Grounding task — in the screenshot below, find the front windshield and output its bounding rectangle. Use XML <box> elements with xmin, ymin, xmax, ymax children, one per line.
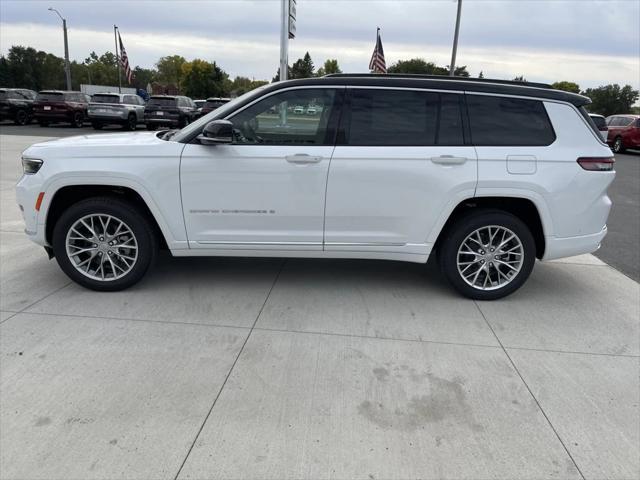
<box><xmin>172</xmin><ymin>85</ymin><xmax>269</xmax><ymax>143</ymax></box>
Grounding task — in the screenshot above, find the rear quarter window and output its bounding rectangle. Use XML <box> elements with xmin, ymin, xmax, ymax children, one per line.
<box><xmin>467</xmin><ymin>95</ymin><xmax>555</xmax><ymax>146</ymax></box>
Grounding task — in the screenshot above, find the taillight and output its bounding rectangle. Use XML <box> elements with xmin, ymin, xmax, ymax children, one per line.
<box><xmin>577</xmin><ymin>157</ymin><xmax>615</xmax><ymax>171</ymax></box>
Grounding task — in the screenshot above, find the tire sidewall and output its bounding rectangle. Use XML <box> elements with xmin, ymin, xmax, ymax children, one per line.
<box><xmin>15</xmin><ymin>109</ymin><xmax>28</xmax><ymax>125</ymax></box>
<box><xmin>73</xmin><ymin>111</ymin><xmax>84</xmax><ymax>128</ymax></box>
<box><xmin>613</xmin><ymin>137</ymin><xmax>624</xmax><ymax>153</ymax></box>
<box><xmin>52</xmin><ymin>198</ymin><xmax>157</xmax><ymax>291</ymax></box>
<box><xmin>439</xmin><ymin>211</ymin><xmax>536</xmax><ymax>300</ymax></box>
<box><xmin>126</xmin><ymin>113</ymin><xmax>136</xmax><ymax>131</ymax></box>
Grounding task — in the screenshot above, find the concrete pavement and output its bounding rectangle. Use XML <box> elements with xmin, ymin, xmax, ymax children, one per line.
<box><xmin>1</xmin><ymin>134</ymin><xmax>638</xmax><ymax>479</ymax></box>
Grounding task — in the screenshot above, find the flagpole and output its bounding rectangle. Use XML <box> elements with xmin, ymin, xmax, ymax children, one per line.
<box><xmin>449</xmin><ymin>0</ymin><xmax>462</xmax><ymax>76</ymax></box>
<box><xmin>114</xmin><ymin>25</ymin><xmax>122</xmax><ymax>93</ymax></box>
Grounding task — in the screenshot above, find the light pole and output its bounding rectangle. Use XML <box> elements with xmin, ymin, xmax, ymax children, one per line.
<box><xmin>48</xmin><ymin>7</ymin><xmax>72</xmax><ymax>90</ymax></box>
<box><xmin>449</xmin><ymin>0</ymin><xmax>462</xmax><ymax>76</ymax></box>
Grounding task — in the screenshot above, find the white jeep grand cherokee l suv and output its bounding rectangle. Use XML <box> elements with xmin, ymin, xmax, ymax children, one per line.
<box><xmin>16</xmin><ymin>75</ymin><xmax>615</xmax><ymax>300</ymax></box>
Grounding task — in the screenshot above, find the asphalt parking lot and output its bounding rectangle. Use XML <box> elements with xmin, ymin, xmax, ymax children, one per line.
<box><xmin>0</xmin><ymin>129</ymin><xmax>638</xmax><ymax>479</ymax></box>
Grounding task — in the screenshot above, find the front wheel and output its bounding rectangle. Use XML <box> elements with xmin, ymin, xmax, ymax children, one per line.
<box><xmin>438</xmin><ymin>210</ymin><xmax>536</xmax><ymax>300</ymax></box>
<box><xmin>52</xmin><ymin>197</ymin><xmax>158</xmax><ymax>291</ymax></box>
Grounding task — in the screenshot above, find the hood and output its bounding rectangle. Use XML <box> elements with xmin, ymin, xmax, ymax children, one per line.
<box><xmin>28</xmin><ymin>131</ymin><xmax>165</xmax><ymax>150</ymax></box>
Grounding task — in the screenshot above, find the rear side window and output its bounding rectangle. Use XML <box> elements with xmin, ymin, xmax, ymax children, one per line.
<box><xmin>346</xmin><ymin>89</ymin><xmax>464</xmax><ymax>146</ymax></box>
<box><xmin>467</xmin><ymin>95</ymin><xmax>555</xmax><ymax>146</ymax></box>
<box><xmin>37</xmin><ymin>92</ymin><xmax>64</xmax><ymax>102</ymax></box>
<box><xmin>590</xmin><ymin>116</ymin><xmax>606</xmax><ymax>129</ymax></box>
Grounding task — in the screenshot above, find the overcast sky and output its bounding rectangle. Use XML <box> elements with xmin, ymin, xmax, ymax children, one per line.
<box><xmin>1</xmin><ymin>0</ymin><xmax>639</xmax><ymax>90</ymax></box>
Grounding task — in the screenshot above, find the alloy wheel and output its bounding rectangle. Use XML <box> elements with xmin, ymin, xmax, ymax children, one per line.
<box><xmin>65</xmin><ymin>213</ymin><xmax>138</xmax><ymax>281</ymax></box>
<box><xmin>456</xmin><ymin>225</ymin><xmax>524</xmax><ymax>291</ymax></box>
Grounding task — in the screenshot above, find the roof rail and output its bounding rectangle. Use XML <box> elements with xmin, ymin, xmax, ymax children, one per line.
<box><xmin>324</xmin><ymin>73</ymin><xmax>552</xmax><ymax>89</ymax></box>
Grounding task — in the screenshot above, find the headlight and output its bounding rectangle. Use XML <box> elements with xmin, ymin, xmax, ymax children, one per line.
<box><xmin>22</xmin><ymin>157</ymin><xmax>43</xmax><ymax>175</ymax></box>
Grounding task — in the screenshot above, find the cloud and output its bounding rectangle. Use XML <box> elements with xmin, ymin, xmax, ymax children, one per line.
<box><xmin>1</xmin><ymin>0</ymin><xmax>638</xmax><ymax>89</ymax></box>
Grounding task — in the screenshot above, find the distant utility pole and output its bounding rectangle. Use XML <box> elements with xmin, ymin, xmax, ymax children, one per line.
<box><xmin>48</xmin><ymin>7</ymin><xmax>71</xmax><ymax>90</ymax></box>
<box><xmin>449</xmin><ymin>0</ymin><xmax>462</xmax><ymax>76</ymax></box>
<box><xmin>279</xmin><ymin>0</ymin><xmax>296</xmax><ymax>82</ymax></box>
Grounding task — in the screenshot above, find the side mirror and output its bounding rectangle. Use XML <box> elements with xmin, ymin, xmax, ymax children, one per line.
<box><xmin>197</xmin><ymin>119</ymin><xmax>233</xmax><ymax>145</ymax></box>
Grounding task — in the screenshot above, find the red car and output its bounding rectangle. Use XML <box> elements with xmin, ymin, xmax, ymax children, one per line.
<box><xmin>33</xmin><ymin>90</ymin><xmax>90</xmax><ymax>128</ymax></box>
<box><xmin>606</xmin><ymin>114</ymin><xmax>640</xmax><ymax>153</ymax></box>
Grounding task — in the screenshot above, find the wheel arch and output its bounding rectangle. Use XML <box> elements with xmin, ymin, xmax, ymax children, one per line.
<box><xmin>44</xmin><ymin>184</ymin><xmax>170</xmax><ymax>250</ymax></box>
<box><xmin>433</xmin><ymin>196</ymin><xmax>546</xmax><ymax>259</ymax></box>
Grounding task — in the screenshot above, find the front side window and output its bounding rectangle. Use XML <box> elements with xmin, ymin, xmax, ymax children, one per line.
<box><xmin>229</xmin><ymin>88</ymin><xmax>337</xmax><ymax>145</ymax></box>
<box><xmin>467</xmin><ymin>95</ymin><xmax>555</xmax><ymax>146</ymax></box>
<box><xmin>345</xmin><ymin>89</ymin><xmax>465</xmax><ymax>146</ymax></box>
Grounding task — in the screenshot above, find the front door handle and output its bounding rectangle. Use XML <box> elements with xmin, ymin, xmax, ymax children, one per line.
<box><xmin>430</xmin><ymin>155</ymin><xmax>468</xmax><ymax>165</ymax></box>
<box><xmin>285</xmin><ymin>154</ymin><xmax>323</xmax><ymax>164</ymax></box>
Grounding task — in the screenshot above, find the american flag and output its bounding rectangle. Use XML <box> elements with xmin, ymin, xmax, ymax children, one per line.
<box><xmin>118</xmin><ymin>31</ymin><xmax>134</xmax><ymax>84</ymax></box>
<box><xmin>369</xmin><ymin>28</ymin><xmax>386</xmax><ymax>74</ymax></box>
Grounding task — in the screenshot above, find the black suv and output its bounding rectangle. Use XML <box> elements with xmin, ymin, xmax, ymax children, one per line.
<box><xmin>0</xmin><ymin>88</ymin><xmax>37</xmax><ymax>125</ymax></box>
<box><xmin>144</xmin><ymin>95</ymin><xmax>197</xmax><ymax>130</ymax></box>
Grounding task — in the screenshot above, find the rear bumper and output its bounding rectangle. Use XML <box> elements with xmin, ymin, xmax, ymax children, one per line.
<box><xmin>88</xmin><ymin>112</ymin><xmax>128</xmax><ymax>122</ymax></box>
<box><xmin>542</xmin><ymin>226</ymin><xmax>608</xmax><ymax>261</ymax></box>
<box><xmin>34</xmin><ymin>112</ymin><xmax>72</xmax><ymax>122</ymax></box>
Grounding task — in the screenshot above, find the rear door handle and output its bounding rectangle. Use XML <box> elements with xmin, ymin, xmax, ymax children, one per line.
<box><xmin>285</xmin><ymin>154</ymin><xmax>323</xmax><ymax>164</ymax></box>
<box><xmin>430</xmin><ymin>155</ymin><xmax>468</xmax><ymax>165</ymax></box>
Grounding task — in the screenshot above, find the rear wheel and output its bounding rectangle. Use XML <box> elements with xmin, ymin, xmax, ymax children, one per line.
<box><xmin>72</xmin><ymin>111</ymin><xmax>84</xmax><ymax>128</ymax></box>
<box><xmin>438</xmin><ymin>210</ymin><xmax>536</xmax><ymax>300</ymax></box>
<box><xmin>52</xmin><ymin>197</ymin><xmax>158</xmax><ymax>291</ymax></box>
<box><xmin>179</xmin><ymin>116</ymin><xmax>190</xmax><ymax>128</ymax></box>
<box><xmin>612</xmin><ymin>136</ymin><xmax>625</xmax><ymax>153</ymax></box>
<box><xmin>125</xmin><ymin>113</ymin><xmax>137</xmax><ymax>131</ymax></box>
<box><xmin>14</xmin><ymin>109</ymin><xmax>29</xmax><ymax>125</ymax></box>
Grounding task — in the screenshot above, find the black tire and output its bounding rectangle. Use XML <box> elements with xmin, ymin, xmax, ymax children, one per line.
<box><xmin>52</xmin><ymin>197</ymin><xmax>158</xmax><ymax>291</ymax></box>
<box><xmin>612</xmin><ymin>136</ymin><xmax>625</xmax><ymax>153</ymax></box>
<box><xmin>438</xmin><ymin>209</ymin><xmax>536</xmax><ymax>300</ymax></box>
<box><xmin>92</xmin><ymin>122</ymin><xmax>104</xmax><ymax>130</ymax></box>
<box><xmin>146</xmin><ymin>123</ymin><xmax>157</xmax><ymax>131</ymax></box>
<box><xmin>72</xmin><ymin>111</ymin><xmax>84</xmax><ymax>128</ymax></box>
<box><xmin>125</xmin><ymin>113</ymin><xmax>137</xmax><ymax>131</ymax></box>
<box><xmin>179</xmin><ymin>116</ymin><xmax>190</xmax><ymax>128</ymax></box>
<box><xmin>14</xmin><ymin>109</ymin><xmax>28</xmax><ymax>126</ymax></box>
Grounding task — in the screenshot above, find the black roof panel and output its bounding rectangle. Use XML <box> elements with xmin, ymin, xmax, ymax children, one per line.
<box><xmin>266</xmin><ymin>74</ymin><xmax>591</xmax><ymax>107</ymax></box>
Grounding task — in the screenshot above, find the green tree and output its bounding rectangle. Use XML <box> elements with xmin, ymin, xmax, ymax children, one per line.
<box><xmin>478</xmin><ymin>70</ymin><xmax>484</xmax><ymax>79</ymax></box>
<box><xmin>290</xmin><ymin>52</ymin><xmax>315</xmax><ymax>79</ymax></box>
<box><xmin>316</xmin><ymin>58</ymin><xmax>341</xmax><ymax>76</ymax></box>
<box><xmin>132</xmin><ymin>66</ymin><xmax>156</xmax><ymax>90</ymax></box>
<box><xmin>582</xmin><ymin>84</ymin><xmax>640</xmax><ymax>116</ymax></box>
<box><xmin>83</xmin><ymin>51</ymin><xmax>118</xmax><ymax>87</ymax></box>
<box><xmin>229</xmin><ymin>76</ymin><xmax>268</xmax><ymax>96</ymax></box>
<box><xmin>551</xmin><ymin>81</ymin><xmax>580</xmax><ymax>94</ymax></box>
<box><xmin>180</xmin><ymin>59</ymin><xmax>229</xmax><ymax>98</ymax></box>
<box><xmin>156</xmin><ymin>55</ymin><xmax>187</xmax><ymax>85</ymax></box>
<box><xmin>513</xmin><ymin>75</ymin><xmax>527</xmax><ymax>82</ymax></box>
<box><xmin>387</xmin><ymin>58</ymin><xmax>469</xmax><ymax>77</ymax></box>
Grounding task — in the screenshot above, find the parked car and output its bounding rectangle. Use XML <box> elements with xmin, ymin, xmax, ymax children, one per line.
<box><xmin>16</xmin><ymin>75</ymin><xmax>614</xmax><ymax>300</ymax></box>
<box><xmin>293</xmin><ymin>105</ymin><xmax>304</xmax><ymax>114</ymax></box>
<box><xmin>588</xmin><ymin>113</ymin><xmax>608</xmax><ymax>142</ymax></box>
<box><xmin>144</xmin><ymin>95</ymin><xmax>197</xmax><ymax>130</ymax></box>
<box><xmin>88</xmin><ymin>93</ymin><xmax>145</xmax><ymax>130</ymax></box>
<box><xmin>606</xmin><ymin>114</ymin><xmax>640</xmax><ymax>153</ymax></box>
<box><xmin>0</xmin><ymin>88</ymin><xmax>37</xmax><ymax>125</ymax></box>
<box><xmin>33</xmin><ymin>90</ymin><xmax>90</xmax><ymax>128</ymax></box>
<box><xmin>193</xmin><ymin>99</ymin><xmax>206</xmax><ymax>118</ymax></box>
<box><xmin>306</xmin><ymin>106</ymin><xmax>317</xmax><ymax>115</ymax></box>
<box><xmin>200</xmin><ymin>97</ymin><xmax>230</xmax><ymax>116</ymax></box>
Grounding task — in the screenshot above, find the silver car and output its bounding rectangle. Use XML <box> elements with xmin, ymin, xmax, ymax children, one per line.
<box><xmin>88</xmin><ymin>93</ymin><xmax>145</xmax><ymax>131</ymax></box>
